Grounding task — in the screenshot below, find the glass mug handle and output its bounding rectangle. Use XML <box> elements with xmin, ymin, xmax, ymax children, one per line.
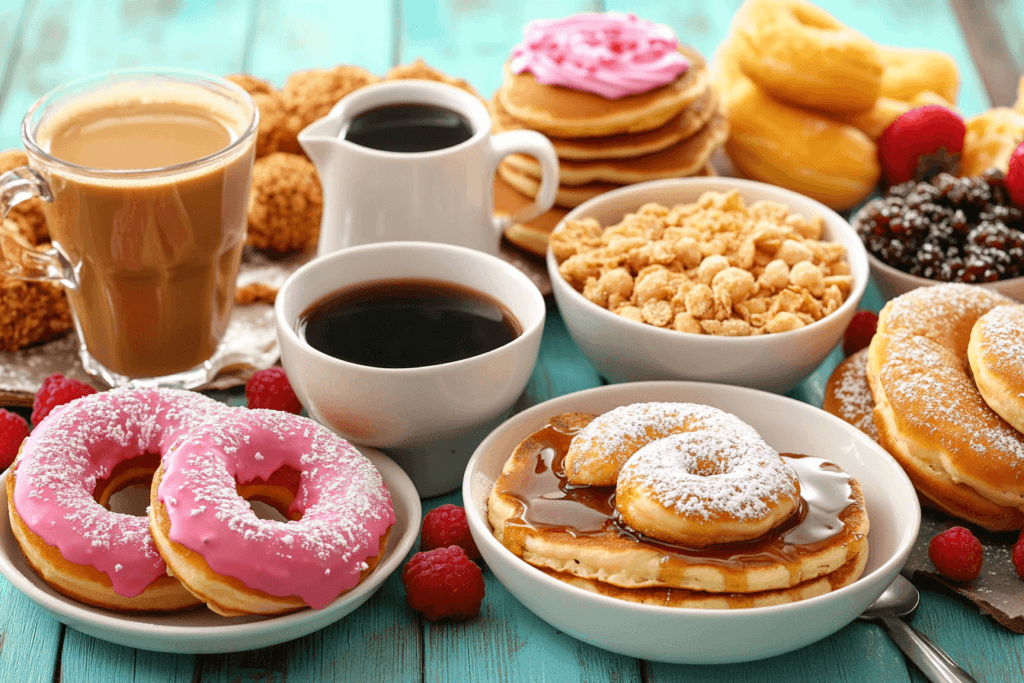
<box><xmin>488</xmin><ymin>130</ymin><xmax>559</xmax><ymax>230</ymax></box>
<box><xmin>0</xmin><ymin>166</ymin><xmax>75</xmax><ymax>288</ymax></box>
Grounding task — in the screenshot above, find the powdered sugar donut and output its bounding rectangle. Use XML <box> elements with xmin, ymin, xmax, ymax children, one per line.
<box><xmin>150</xmin><ymin>408</ymin><xmax>394</xmax><ymax>617</ymax></box>
<box><xmin>8</xmin><ymin>388</ymin><xmax>224</xmax><ymax>611</ymax></box>
<box><xmin>969</xmin><ymin>304</ymin><xmax>1024</xmax><ymax>435</ymax></box>
<box><xmin>615</xmin><ymin>430</ymin><xmax>800</xmax><ymax>546</ymax></box>
<box><xmin>562</xmin><ymin>402</ymin><xmax>762</xmax><ymax>486</ymax></box>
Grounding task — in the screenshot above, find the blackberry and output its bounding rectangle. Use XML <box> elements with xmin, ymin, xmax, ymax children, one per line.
<box><xmin>852</xmin><ymin>172</ymin><xmax>1024</xmax><ymax>283</ymax></box>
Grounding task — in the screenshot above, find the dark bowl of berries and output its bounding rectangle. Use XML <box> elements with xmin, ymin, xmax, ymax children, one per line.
<box><xmin>853</xmin><ymin>170</ymin><xmax>1024</xmax><ymax>302</ymax></box>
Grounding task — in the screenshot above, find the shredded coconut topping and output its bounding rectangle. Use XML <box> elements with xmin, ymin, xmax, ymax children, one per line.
<box><xmin>12</xmin><ymin>388</ymin><xmax>228</xmax><ymax>597</ymax></box>
<box><xmin>158</xmin><ymin>408</ymin><xmax>394</xmax><ymax>609</ymax></box>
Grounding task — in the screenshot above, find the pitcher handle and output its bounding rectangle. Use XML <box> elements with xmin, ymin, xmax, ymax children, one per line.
<box><xmin>487</xmin><ymin>130</ymin><xmax>558</xmax><ymax>232</ymax></box>
<box><xmin>0</xmin><ymin>166</ymin><xmax>75</xmax><ymax>287</ymax></box>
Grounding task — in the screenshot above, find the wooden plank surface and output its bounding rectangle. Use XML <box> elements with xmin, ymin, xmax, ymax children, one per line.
<box><xmin>1</xmin><ymin>0</ymin><xmax>1023</xmax><ymax>681</ymax></box>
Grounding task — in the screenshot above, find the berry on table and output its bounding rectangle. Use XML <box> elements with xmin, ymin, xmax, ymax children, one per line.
<box><xmin>843</xmin><ymin>310</ymin><xmax>879</xmax><ymax>357</ymax></box>
<box><xmin>1012</xmin><ymin>536</ymin><xmax>1024</xmax><ymax>579</ymax></box>
<box><xmin>878</xmin><ymin>105</ymin><xmax>966</xmax><ymax>186</ymax></box>
<box><xmin>1005</xmin><ymin>141</ymin><xmax>1024</xmax><ymax>207</ymax></box>
<box><xmin>0</xmin><ymin>409</ymin><xmax>29</xmax><ymax>470</ymax></box>
<box><xmin>31</xmin><ymin>373</ymin><xmax>97</xmax><ymax>427</ymax></box>
<box><xmin>420</xmin><ymin>504</ymin><xmax>481</xmax><ymax>558</ymax></box>
<box><xmin>245</xmin><ymin>367</ymin><xmax>303</xmax><ymax>414</ymax></box>
<box><xmin>928</xmin><ymin>526</ymin><xmax>983</xmax><ymax>582</ymax></box>
<box><xmin>402</xmin><ymin>546</ymin><xmax>485</xmax><ymax>621</ymax></box>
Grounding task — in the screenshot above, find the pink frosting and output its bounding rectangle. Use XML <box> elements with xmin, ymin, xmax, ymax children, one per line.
<box><xmin>157</xmin><ymin>408</ymin><xmax>394</xmax><ymax>610</ymax></box>
<box><xmin>509</xmin><ymin>12</ymin><xmax>690</xmax><ymax>99</ymax></box>
<box><xmin>13</xmin><ymin>388</ymin><xmax>226</xmax><ymax>597</ymax></box>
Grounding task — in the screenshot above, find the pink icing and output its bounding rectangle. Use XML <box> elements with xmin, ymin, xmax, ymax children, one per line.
<box><xmin>157</xmin><ymin>408</ymin><xmax>394</xmax><ymax>610</ymax></box>
<box><xmin>13</xmin><ymin>388</ymin><xmax>226</xmax><ymax>597</ymax></box>
<box><xmin>509</xmin><ymin>12</ymin><xmax>690</xmax><ymax>99</ymax></box>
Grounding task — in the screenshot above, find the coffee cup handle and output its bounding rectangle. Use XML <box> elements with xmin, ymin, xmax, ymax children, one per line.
<box><xmin>0</xmin><ymin>166</ymin><xmax>75</xmax><ymax>287</ymax></box>
<box><xmin>487</xmin><ymin>130</ymin><xmax>559</xmax><ymax>231</ymax></box>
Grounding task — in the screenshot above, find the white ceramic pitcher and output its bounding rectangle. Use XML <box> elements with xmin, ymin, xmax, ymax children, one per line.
<box><xmin>299</xmin><ymin>80</ymin><xmax>558</xmax><ymax>257</ymax></box>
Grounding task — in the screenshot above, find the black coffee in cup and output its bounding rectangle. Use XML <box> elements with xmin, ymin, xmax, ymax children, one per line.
<box><xmin>343</xmin><ymin>103</ymin><xmax>474</xmax><ymax>153</ymax></box>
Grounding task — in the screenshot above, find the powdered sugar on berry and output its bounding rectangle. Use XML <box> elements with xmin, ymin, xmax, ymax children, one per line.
<box><xmin>157</xmin><ymin>408</ymin><xmax>394</xmax><ymax>609</ymax></box>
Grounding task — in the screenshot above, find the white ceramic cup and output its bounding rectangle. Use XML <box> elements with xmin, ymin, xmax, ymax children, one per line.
<box><xmin>299</xmin><ymin>80</ymin><xmax>558</xmax><ymax>257</ymax></box>
<box><xmin>275</xmin><ymin>241</ymin><xmax>546</xmax><ymax>497</ymax></box>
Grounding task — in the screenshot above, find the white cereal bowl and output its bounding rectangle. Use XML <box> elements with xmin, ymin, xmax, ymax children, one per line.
<box><xmin>276</xmin><ymin>241</ymin><xmax>545</xmax><ymax>498</ymax></box>
<box><xmin>546</xmin><ymin>178</ymin><xmax>869</xmax><ymax>393</ymax></box>
<box><xmin>463</xmin><ymin>381</ymin><xmax>920</xmax><ymax>664</ymax></box>
<box><xmin>867</xmin><ymin>250</ymin><xmax>1024</xmax><ymax>302</ymax></box>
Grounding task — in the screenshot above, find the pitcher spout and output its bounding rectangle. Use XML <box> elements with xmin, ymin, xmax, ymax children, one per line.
<box><xmin>298</xmin><ymin>115</ymin><xmax>344</xmax><ymax>170</ymax></box>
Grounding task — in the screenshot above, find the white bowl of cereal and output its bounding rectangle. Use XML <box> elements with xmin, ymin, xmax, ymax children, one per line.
<box><xmin>546</xmin><ymin>177</ymin><xmax>869</xmax><ymax>393</ymax></box>
<box><xmin>463</xmin><ymin>381</ymin><xmax>920</xmax><ymax>664</ymax></box>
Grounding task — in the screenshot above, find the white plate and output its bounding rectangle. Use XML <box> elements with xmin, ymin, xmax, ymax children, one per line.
<box><xmin>464</xmin><ymin>381</ymin><xmax>921</xmax><ymax>664</ymax></box>
<box><xmin>0</xmin><ymin>448</ymin><xmax>420</xmax><ymax>654</ymax></box>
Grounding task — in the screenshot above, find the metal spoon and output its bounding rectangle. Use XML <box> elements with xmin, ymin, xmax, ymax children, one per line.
<box><xmin>858</xmin><ymin>573</ymin><xmax>978</xmax><ymax>683</ymax></box>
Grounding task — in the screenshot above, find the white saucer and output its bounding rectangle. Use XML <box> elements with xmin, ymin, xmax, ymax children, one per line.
<box><xmin>0</xmin><ymin>448</ymin><xmax>420</xmax><ymax>654</ymax></box>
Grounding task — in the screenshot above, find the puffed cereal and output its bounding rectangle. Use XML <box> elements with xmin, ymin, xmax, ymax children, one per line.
<box><xmin>551</xmin><ymin>190</ymin><xmax>854</xmax><ymax>336</ymax></box>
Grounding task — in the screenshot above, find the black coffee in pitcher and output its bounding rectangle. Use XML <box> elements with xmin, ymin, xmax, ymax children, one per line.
<box><xmin>343</xmin><ymin>103</ymin><xmax>474</xmax><ymax>153</ymax></box>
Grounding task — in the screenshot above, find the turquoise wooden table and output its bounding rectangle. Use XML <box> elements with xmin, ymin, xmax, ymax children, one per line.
<box><xmin>1</xmin><ymin>0</ymin><xmax>1024</xmax><ymax>681</ymax></box>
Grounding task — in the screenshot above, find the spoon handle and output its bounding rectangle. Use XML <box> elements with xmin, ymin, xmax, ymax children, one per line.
<box><xmin>879</xmin><ymin>615</ymin><xmax>978</xmax><ymax>683</ymax></box>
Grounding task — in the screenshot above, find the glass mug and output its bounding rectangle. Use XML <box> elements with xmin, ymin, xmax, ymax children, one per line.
<box><xmin>0</xmin><ymin>68</ymin><xmax>258</xmax><ymax>389</ymax></box>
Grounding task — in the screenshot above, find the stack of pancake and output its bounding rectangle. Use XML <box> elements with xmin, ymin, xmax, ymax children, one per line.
<box><xmin>488</xmin><ymin>409</ymin><xmax>870</xmax><ymax>609</ymax></box>
<box><xmin>494</xmin><ymin>44</ymin><xmax>727</xmax><ymax>258</ymax></box>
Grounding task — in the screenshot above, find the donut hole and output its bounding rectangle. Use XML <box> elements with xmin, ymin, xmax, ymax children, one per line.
<box><xmin>690</xmin><ymin>456</ymin><xmax>731</xmax><ymax>477</ymax></box>
<box><xmin>235</xmin><ymin>464</ymin><xmax>303</xmax><ymax>522</ymax></box>
<box><xmin>94</xmin><ymin>452</ymin><xmax>161</xmax><ymax>517</ymax></box>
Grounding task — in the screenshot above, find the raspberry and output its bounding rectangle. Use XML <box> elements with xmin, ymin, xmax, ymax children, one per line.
<box><xmin>31</xmin><ymin>373</ymin><xmax>97</xmax><ymax>427</ymax></box>
<box><xmin>420</xmin><ymin>504</ymin><xmax>481</xmax><ymax>558</ymax></box>
<box><xmin>402</xmin><ymin>546</ymin><xmax>485</xmax><ymax>621</ymax></box>
<box><xmin>245</xmin><ymin>367</ymin><xmax>302</xmax><ymax>414</ymax></box>
<box><xmin>0</xmin><ymin>409</ymin><xmax>29</xmax><ymax>470</ymax></box>
<box><xmin>1013</xmin><ymin>538</ymin><xmax>1024</xmax><ymax>579</ymax></box>
<box><xmin>843</xmin><ymin>310</ymin><xmax>879</xmax><ymax>356</ymax></box>
<box><xmin>928</xmin><ymin>526</ymin><xmax>983</xmax><ymax>582</ymax></box>
<box><xmin>1005</xmin><ymin>141</ymin><xmax>1024</xmax><ymax>207</ymax></box>
<box><xmin>878</xmin><ymin>106</ymin><xmax>966</xmax><ymax>186</ymax></box>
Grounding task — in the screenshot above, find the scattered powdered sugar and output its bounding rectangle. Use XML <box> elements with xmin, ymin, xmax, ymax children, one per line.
<box><xmin>878</xmin><ymin>284</ymin><xmax>1024</xmax><ymax>471</ymax></box>
<box><xmin>618</xmin><ymin>430</ymin><xmax>797</xmax><ymax>521</ymax></box>
<box><xmin>974</xmin><ymin>304</ymin><xmax>1024</xmax><ymax>384</ymax></box>
<box><xmin>832</xmin><ymin>351</ymin><xmax>878</xmax><ymax>439</ymax></box>
<box><xmin>566</xmin><ymin>402</ymin><xmax>761</xmax><ymax>481</ymax></box>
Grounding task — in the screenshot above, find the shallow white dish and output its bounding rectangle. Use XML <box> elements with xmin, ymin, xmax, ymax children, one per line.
<box><xmin>0</xmin><ymin>448</ymin><xmax>420</xmax><ymax>654</ymax></box>
<box><xmin>867</xmin><ymin>250</ymin><xmax>1024</xmax><ymax>302</ymax></box>
<box><xmin>463</xmin><ymin>381</ymin><xmax>920</xmax><ymax>665</ymax></box>
<box><xmin>546</xmin><ymin>177</ymin><xmax>869</xmax><ymax>393</ymax></box>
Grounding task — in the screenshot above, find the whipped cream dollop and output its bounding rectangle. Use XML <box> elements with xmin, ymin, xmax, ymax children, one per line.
<box><xmin>509</xmin><ymin>12</ymin><xmax>690</xmax><ymax>100</ymax></box>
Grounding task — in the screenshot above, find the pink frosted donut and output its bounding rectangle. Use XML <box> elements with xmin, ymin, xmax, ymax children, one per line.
<box><xmin>8</xmin><ymin>388</ymin><xmax>224</xmax><ymax>611</ymax></box>
<box><xmin>150</xmin><ymin>408</ymin><xmax>395</xmax><ymax>616</ymax></box>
